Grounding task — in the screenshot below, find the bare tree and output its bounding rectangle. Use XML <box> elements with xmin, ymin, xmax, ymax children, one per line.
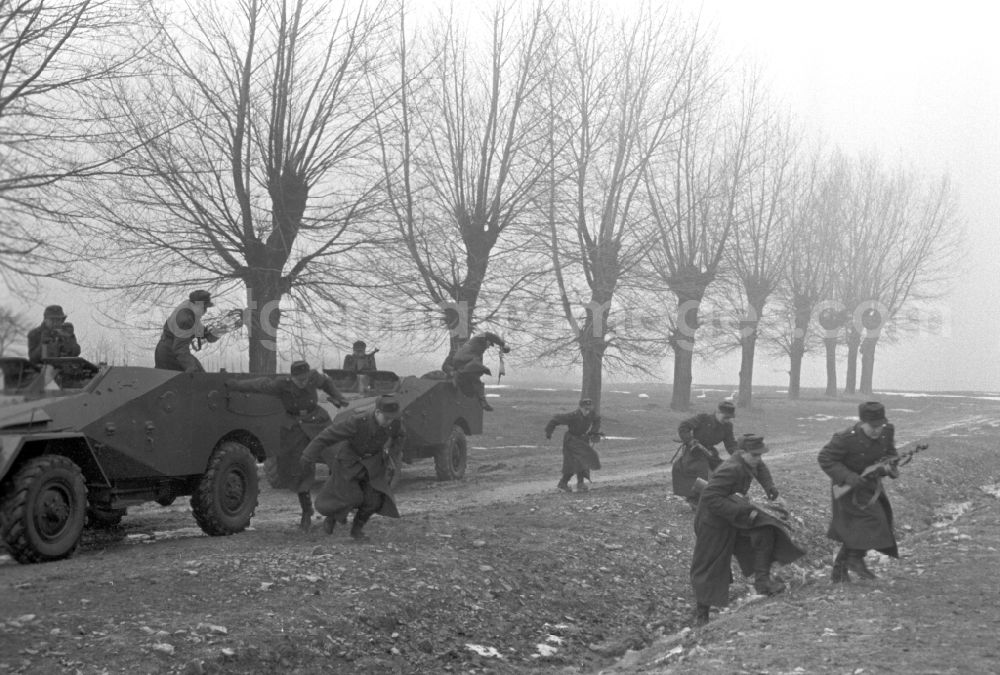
<box><xmin>725</xmin><ymin>104</ymin><xmax>797</xmax><ymax>408</ymax></box>
<box><xmin>0</xmin><ymin>0</ymin><xmax>141</xmax><ymax>290</ymax></box>
<box><xmin>536</xmin><ymin>2</ymin><xmax>700</xmax><ymax>407</ymax></box>
<box><xmin>0</xmin><ymin>305</ymin><xmax>31</xmax><ymax>356</ymax></box>
<box><xmin>645</xmin><ymin>69</ymin><xmax>761</xmax><ymax>411</ymax></box>
<box><xmin>74</xmin><ymin>0</ymin><xmax>396</xmax><ymax>373</ymax></box>
<box><xmin>374</xmin><ymin>2</ymin><xmax>554</xmax><ymax>358</ymax></box>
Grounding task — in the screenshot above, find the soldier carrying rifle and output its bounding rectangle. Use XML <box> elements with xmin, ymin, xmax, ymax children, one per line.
<box><xmin>672</xmin><ymin>400</ymin><xmax>740</xmax><ymax>510</ymax></box>
<box><xmin>818</xmin><ymin>401</ymin><xmax>904</xmax><ymax>582</ymax></box>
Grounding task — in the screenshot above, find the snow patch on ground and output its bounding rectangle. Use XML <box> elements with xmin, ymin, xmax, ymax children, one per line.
<box><xmin>879</xmin><ymin>391</ymin><xmax>1000</xmax><ymax>402</ymax></box>
<box><xmin>638</xmin><ymin>393</ymin><xmax>649</xmax><ymax>399</ymax></box>
<box><xmin>465</xmin><ymin>644</ymin><xmax>502</xmax><ymax>658</ymax></box>
<box><xmin>979</xmin><ymin>483</ymin><xmax>1000</xmax><ymax>498</ymax></box>
<box><xmin>603</xmin><ymin>436</ymin><xmax>637</xmax><ymax>441</ymax></box>
<box><xmin>798</xmin><ymin>414</ymin><xmax>856</xmax><ymax>422</ymax></box>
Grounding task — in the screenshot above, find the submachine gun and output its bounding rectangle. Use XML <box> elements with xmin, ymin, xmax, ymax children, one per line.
<box><xmin>832</xmin><ymin>443</ymin><xmax>929</xmax><ymax>500</ymax></box>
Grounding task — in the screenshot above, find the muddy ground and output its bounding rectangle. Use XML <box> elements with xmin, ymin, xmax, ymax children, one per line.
<box><xmin>2</xmin><ymin>384</ymin><xmax>999</xmax><ymax>674</ymax></box>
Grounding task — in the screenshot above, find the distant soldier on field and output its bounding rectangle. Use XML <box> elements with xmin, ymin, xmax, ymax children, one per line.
<box><xmin>154</xmin><ymin>290</ymin><xmax>219</xmax><ymax>373</ymax></box>
<box><xmin>672</xmin><ymin>400</ymin><xmax>739</xmax><ymax>509</ymax></box>
<box><xmin>818</xmin><ymin>401</ymin><xmax>900</xmax><ymax>582</ymax></box>
<box><xmin>227</xmin><ymin>360</ymin><xmax>349</xmax><ymax>531</ymax></box>
<box><xmin>442</xmin><ymin>331</ymin><xmax>509</xmax><ymax>411</ymax></box>
<box><xmin>545</xmin><ymin>398</ymin><xmax>602</xmax><ymax>493</ymax></box>
<box><xmin>27</xmin><ymin>305</ymin><xmax>82</xmax><ymax>364</ymax></box>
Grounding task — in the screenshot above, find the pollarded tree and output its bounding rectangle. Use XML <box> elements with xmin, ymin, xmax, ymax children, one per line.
<box><xmin>74</xmin><ymin>0</ymin><xmax>396</xmax><ymax>373</ymax></box>
<box><xmin>0</xmin><ymin>0</ymin><xmax>141</xmax><ymax>290</ymax></box>
<box><xmin>374</xmin><ymin>1</ymin><xmax>554</xmax><ymax>358</ymax></box>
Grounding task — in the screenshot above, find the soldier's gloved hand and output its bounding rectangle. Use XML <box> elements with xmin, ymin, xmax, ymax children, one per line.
<box><xmin>886</xmin><ymin>464</ymin><xmax>900</xmax><ymax>479</ymax></box>
<box><xmin>748</xmin><ymin>509</ymin><xmax>759</xmax><ymax>524</ymax></box>
<box><xmin>844</xmin><ymin>473</ymin><xmax>863</xmax><ymax>488</ymax></box>
<box><xmin>500</xmin><ymin>345</ymin><xmax>511</xmax><ymax>354</ymax></box>
<box><xmin>766</xmin><ymin>486</ymin><xmax>779</xmax><ymax>501</ymax></box>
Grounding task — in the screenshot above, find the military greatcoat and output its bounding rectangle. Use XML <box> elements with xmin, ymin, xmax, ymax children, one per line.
<box><xmin>227</xmin><ymin>371</ymin><xmax>347</xmax><ymax>490</ymax></box>
<box><xmin>27</xmin><ymin>322</ymin><xmax>82</xmax><ymax>364</ymax></box>
<box><xmin>690</xmin><ymin>453</ymin><xmax>802</xmax><ymax>607</ymax></box>
<box><xmin>672</xmin><ymin>413</ymin><xmax>738</xmax><ymax>497</ymax></box>
<box><xmin>818</xmin><ymin>423</ymin><xmax>899</xmax><ymax>556</ymax></box>
<box><xmin>154</xmin><ymin>301</ymin><xmax>218</xmax><ymax>372</ymax></box>
<box><xmin>301</xmin><ymin>411</ymin><xmax>403</xmax><ymax>521</ymax></box>
<box><xmin>545</xmin><ymin>409</ymin><xmax>602</xmax><ymax>476</ymax></box>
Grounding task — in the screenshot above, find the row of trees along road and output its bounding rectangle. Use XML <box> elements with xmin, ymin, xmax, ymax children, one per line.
<box><xmin>0</xmin><ymin>0</ymin><xmax>962</xmax><ymax>409</ymax></box>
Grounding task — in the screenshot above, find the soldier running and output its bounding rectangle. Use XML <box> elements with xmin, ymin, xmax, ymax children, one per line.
<box><xmin>226</xmin><ymin>360</ymin><xmax>348</xmax><ymax>531</ymax></box>
<box><xmin>689</xmin><ymin>434</ymin><xmax>799</xmax><ymax>626</ymax></box>
<box><xmin>545</xmin><ymin>398</ymin><xmax>602</xmax><ymax>493</ymax></box>
<box><xmin>299</xmin><ymin>394</ymin><xmax>404</xmax><ymax>541</ymax></box>
<box><xmin>672</xmin><ymin>400</ymin><xmax>739</xmax><ymax>509</ymax></box>
<box><xmin>818</xmin><ymin>401</ymin><xmax>900</xmax><ymax>582</ymax></box>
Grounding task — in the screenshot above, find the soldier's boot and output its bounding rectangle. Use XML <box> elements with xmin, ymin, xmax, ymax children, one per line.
<box><xmin>557</xmin><ymin>478</ymin><xmax>572</xmax><ymax>493</ymax></box>
<box><xmin>297</xmin><ymin>492</ymin><xmax>314</xmax><ymax>532</ymax></box>
<box><xmin>575</xmin><ymin>478</ymin><xmax>588</xmax><ymax>492</ymax></box>
<box><xmin>477</xmin><ymin>394</ymin><xmax>494</xmax><ymax>412</ymax></box>
<box><xmin>693</xmin><ymin>604</ymin><xmax>711</xmax><ymax>627</ymax></box>
<box><xmin>350</xmin><ymin>515</ymin><xmax>370</xmax><ymax>541</ymax></box>
<box><xmin>845</xmin><ymin>549</ymin><xmax>877</xmax><ymax>580</ymax></box>
<box><xmin>831</xmin><ymin>545</ymin><xmax>851</xmax><ymax>583</ymax></box>
<box><xmin>322</xmin><ymin>516</ymin><xmax>336</xmax><ymax>535</ymax></box>
<box><xmin>753</xmin><ymin>549</ymin><xmax>786</xmax><ymax>596</ymax></box>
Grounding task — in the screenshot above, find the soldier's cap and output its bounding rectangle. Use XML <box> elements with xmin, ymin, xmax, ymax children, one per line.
<box><xmin>579</xmin><ymin>398</ymin><xmax>593</xmax><ymax>406</ymax></box>
<box><xmin>375</xmin><ymin>394</ymin><xmax>401</xmax><ymax>418</ymax></box>
<box><xmin>717</xmin><ymin>400</ymin><xmax>736</xmax><ymax>417</ymax></box>
<box><xmin>189</xmin><ymin>289</ymin><xmax>214</xmax><ymax>307</ymax></box>
<box><xmin>353</xmin><ymin>340</ymin><xmax>366</xmax><ymax>350</ymax></box>
<box><xmin>739</xmin><ymin>433</ymin><xmax>769</xmax><ymax>454</ymax></box>
<box><xmin>858</xmin><ymin>401</ymin><xmax>888</xmax><ymax>425</ymax></box>
<box><xmin>43</xmin><ymin>305</ymin><xmax>66</xmax><ymax>319</ymax></box>
<box><xmin>290</xmin><ymin>360</ymin><xmax>310</xmax><ymax>376</ymax></box>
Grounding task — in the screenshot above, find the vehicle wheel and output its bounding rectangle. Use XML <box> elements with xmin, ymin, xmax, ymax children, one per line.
<box><xmin>155</xmin><ymin>495</ymin><xmax>176</xmax><ymax>507</ymax></box>
<box><xmin>191</xmin><ymin>441</ymin><xmax>258</xmax><ymax>536</ymax></box>
<box><xmin>86</xmin><ymin>506</ymin><xmax>126</xmax><ymax>529</ymax></box>
<box><xmin>435</xmin><ymin>425</ymin><xmax>468</xmax><ymax>481</ymax></box>
<box><xmin>0</xmin><ymin>455</ymin><xmax>87</xmax><ymax>564</ymax></box>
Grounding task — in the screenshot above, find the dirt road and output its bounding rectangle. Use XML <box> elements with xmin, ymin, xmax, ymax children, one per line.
<box><xmin>2</xmin><ymin>385</ymin><xmax>999</xmax><ymax>674</ymax></box>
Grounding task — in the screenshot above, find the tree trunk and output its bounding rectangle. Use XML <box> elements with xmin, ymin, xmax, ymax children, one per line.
<box><xmin>245</xmin><ymin>273</ymin><xmax>284</xmax><ymax>375</ymax></box>
<box><xmin>859</xmin><ymin>335</ymin><xmax>878</xmax><ymax>395</ymax></box>
<box><xmin>737</xmin><ymin>317</ymin><xmax>758</xmax><ymax>409</ymax></box>
<box><xmin>844</xmin><ymin>330</ymin><xmax>860</xmax><ymax>395</ymax></box>
<box><xmin>668</xmin><ymin>291</ymin><xmax>705</xmax><ymax>411</ymax></box>
<box><xmin>787</xmin><ymin>300</ymin><xmax>812</xmax><ymax>400</ymax></box>
<box><xmin>580</xmin><ymin>338</ymin><xmax>605</xmax><ymax>411</ymax></box>
<box><xmin>823</xmin><ymin>337</ymin><xmax>838</xmax><ymax>397</ymax></box>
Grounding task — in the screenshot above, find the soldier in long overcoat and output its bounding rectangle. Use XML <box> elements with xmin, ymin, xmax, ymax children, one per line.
<box><xmin>227</xmin><ymin>360</ymin><xmax>348</xmax><ymax>530</ymax></box>
<box><xmin>545</xmin><ymin>398</ymin><xmax>602</xmax><ymax>493</ymax></box>
<box><xmin>154</xmin><ymin>290</ymin><xmax>218</xmax><ymax>372</ymax></box>
<box><xmin>818</xmin><ymin>401</ymin><xmax>900</xmax><ymax>582</ymax></box>
<box><xmin>672</xmin><ymin>400</ymin><xmax>739</xmax><ymax>508</ymax></box>
<box><xmin>690</xmin><ymin>434</ymin><xmax>801</xmax><ymax>626</ymax></box>
<box><xmin>299</xmin><ymin>394</ymin><xmax>404</xmax><ymax>541</ymax></box>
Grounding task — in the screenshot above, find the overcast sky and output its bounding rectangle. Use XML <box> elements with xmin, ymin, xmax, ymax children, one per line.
<box><xmin>677</xmin><ymin>0</ymin><xmax>1000</xmax><ymax>392</ymax></box>
<box><xmin>6</xmin><ymin>1</ymin><xmax>998</xmax><ymax>393</ymax></box>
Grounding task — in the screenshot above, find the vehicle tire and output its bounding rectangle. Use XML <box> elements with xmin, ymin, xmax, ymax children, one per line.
<box><xmin>263</xmin><ymin>455</ymin><xmax>282</xmax><ymax>489</ymax></box>
<box><xmin>86</xmin><ymin>506</ymin><xmax>126</xmax><ymax>529</ymax></box>
<box><xmin>191</xmin><ymin>441</ymin><xmax>259</xmax><ymax>536</ymax></box>
<box><xmin>0</xmin><ymin>455</ymin><xmax>87</xmax><ymax>564</ymax></box>
<box><xmin>435</xmin><ymin>425</ymin><xmax>468</xmax><ymax>481</ymax></box>
<box><xmin>155</xmin><ymin>495</ymin><xmax>176</xmax><ymax>507</ymax></box>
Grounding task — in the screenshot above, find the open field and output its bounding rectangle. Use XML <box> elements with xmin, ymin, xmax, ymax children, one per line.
<box><xmin>2</xmin><ymin>383</ymin><xmax>999</xmax><ymax>673</ymax></box>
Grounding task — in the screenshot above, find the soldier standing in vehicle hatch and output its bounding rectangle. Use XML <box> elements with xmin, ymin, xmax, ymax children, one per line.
<box><xmin>672</xmin><ymin>400</ymin><xmax>739</xmax><ymax>509</ymax></box>
<box><xmin>27</xmin><ymin>305</ymin><xmax>82</xmax><ymax>364</ymax></box>
<box><xmin>227</xmin><ymin>360</ymin><xmax>348</xmax><ymax>531</ymax></box>
<box><xmin>154</xmin><ymin>290</ymin><xmax>219</xmax><ymax>372</ymax></box>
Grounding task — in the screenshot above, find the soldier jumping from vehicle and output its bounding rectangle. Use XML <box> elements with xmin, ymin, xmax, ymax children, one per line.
<box><xmin>27</xmin><ymin>305</ymin><xmax>82</xmax><ymax>364</ymax></box>
<box><xmin>818</xmin><ymin>401</ymin><xmax>901</xmax><ymax>582</ymax></box>
<box><xmin>690</xmin><ymin>434</ymin><xmax>798</xmax><ymax>627</ymax></box>
<box><xmin>672</xmin><ymin>400</ymin><xmax>738</xmax><ymax>509</ymax></box>
<box><xmin>545</xmin><ymin>398</ymin><xmax>602</xmax><ymax>493</ymax></box>
<box><xmin>441</xmin><ymin>331</ymin><xmax>510</xmax><ymax>411</ymax></box>
<box><xmin>298</xmin><ymin>394</ymin><xmax>404</xmax><ymax>541</ymax></box>
<box><xmin>154</xmin><ymin>290</ymin><xmax>219</xmax><ymax>372</ymax></box>
<box><xmin>227</xmin><ymin>360</ymin><xmax>348</xmax><ymax>531</ymax></box>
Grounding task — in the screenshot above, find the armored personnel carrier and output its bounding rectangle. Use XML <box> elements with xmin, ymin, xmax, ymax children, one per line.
<box><xmin>0</xmin><ymin>357</ymin><xmax>281</xmax><ymax>564</ymax></box>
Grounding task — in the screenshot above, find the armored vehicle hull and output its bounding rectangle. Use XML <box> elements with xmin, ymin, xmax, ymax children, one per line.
<box><xmin>0</xmin><ymin>363</ymin><xmax>282</xmax><ymax>564</ymax></box>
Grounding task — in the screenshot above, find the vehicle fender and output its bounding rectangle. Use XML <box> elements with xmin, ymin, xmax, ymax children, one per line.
<box><xmin>0</xmin><ymin>432</ymin><xmax>110</xmax><ymax>487</ymax></box>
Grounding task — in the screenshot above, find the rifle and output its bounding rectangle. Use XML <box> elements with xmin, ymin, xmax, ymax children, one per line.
<box><xmin>832</xmin><ymin>443</ymin><xmax>929</xmax><ymax>499</ymax></box>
